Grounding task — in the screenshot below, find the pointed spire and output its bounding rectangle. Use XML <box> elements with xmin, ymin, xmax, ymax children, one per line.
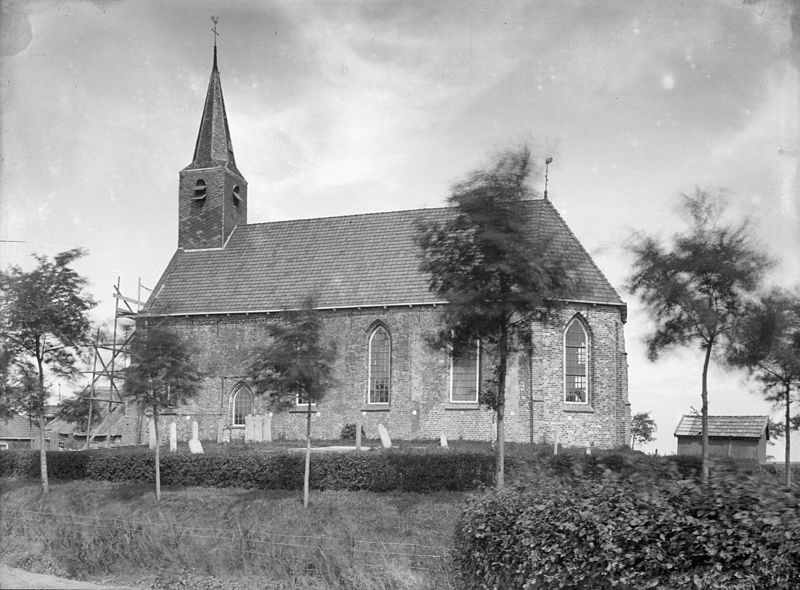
<box><xmin>184</xmin><ymin>42</ymin><xmax>242</xmax><ymax>178</ymax></box>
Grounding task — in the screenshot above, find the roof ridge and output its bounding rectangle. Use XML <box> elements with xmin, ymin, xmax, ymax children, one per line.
<box><xmin>238</xmin><ymin>205</ymin><xmax>456</xmax><ymax>229</ymax></box>
<box><xmin>234</xmin><ymin>199</ymin><xmax>549</xmax><ymax>230</ymax></box>
<box><xmin>680</xmin><ymin>414</ymin><xmax>768</xmax><ymax>418</ymax></box>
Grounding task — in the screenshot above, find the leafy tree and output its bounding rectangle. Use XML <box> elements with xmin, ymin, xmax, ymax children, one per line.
<box><xmin>727</xmin><ymin>288</ymin><xmax>800</xmax><ymax>488</ymax></box>
<box><xmin>124</xmin><ymin>326</ymin><xmax>202</xmax><ymax>502</ymax></box>
<box><xmin>630</xmin><ymin>411</ymin><xmax>657</xmax><ymax>450</ymax></box>
<box><xmin>249</xmin><ymin>302</ymin><xmax>336</xmax><ymax>508</ymax></box>
<box><xmin>627</xmin><ymin>189</ymin><xmax>771</xmax><ymax>483</ymax></box>
<box><xmin>415</xmin><ymin>146</ymin><xmax>570</xmax><ymax>488</ymax></box>
<box><xmin>57</xmin><ymin>388</ymin><xmax>102</xmax><ymax>434</ymax></box>
<box><xmin>0</xmin><ymin>249</ymin><xmax>96</xmax><ymax>494</ymax></box>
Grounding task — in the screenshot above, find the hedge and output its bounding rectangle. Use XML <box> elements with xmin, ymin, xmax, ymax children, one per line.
<box><xmin>0</xmin><ymin>448</ymin><xmax>502</xmax><ymax>492</ymax></box>
<box><xmin>454</xmin><ymin>471</ymin><xmax>800</xmax><ymax>589</ymax></box>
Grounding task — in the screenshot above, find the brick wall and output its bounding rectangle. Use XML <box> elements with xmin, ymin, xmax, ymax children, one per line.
<box><xmin>178</xmin><ymin>166</ymin><xmax>247</xmax><ymax>250</ymax></box>
<box><xmin>143</xmin><ymin>302</ymin><xmax>629</xmax><ymax>448</ymax></box>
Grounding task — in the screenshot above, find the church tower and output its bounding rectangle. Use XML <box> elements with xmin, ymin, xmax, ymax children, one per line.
<box><xmin>178</xmin><ymin>45</ymin><xmax>247</xmax><ymax>250</ymax></box>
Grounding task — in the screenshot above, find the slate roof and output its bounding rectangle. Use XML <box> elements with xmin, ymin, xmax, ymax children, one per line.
<box><xmin>143</xmin><ymin>199</ymin><xmax>624</xmax><ymax>317</ymax></box>
<box><xmin>184</xmin><ymin>46</ymin><xmax>243</xmax><ymax>179</ymax></box>
<box><xmin>0</xmin><ymin>414</ymin><xmax>39</xmax><ymax>440</ymax></box>
<box><xmin>674</xmin><ymin>415</ymin><xmax>769</xmax><ymax>440</ymax></box>
<box><xmin>46</xmin><ymin>417</ymin><xmax>77</xmax><ymax>436</ymax></box>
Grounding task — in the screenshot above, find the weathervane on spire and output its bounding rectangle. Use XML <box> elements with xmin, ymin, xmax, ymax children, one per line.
<box><xmin>211</xmin><ymin>16</ymin><xmax>220</xmax><ymax>46</ymax></box>
<box><xmin>544</xmin><ymin>157</ymin><xmax>553</xmax><ymax>200</ymax></box>
<box><xmin>211</xmin><ymin>16</ymin><xmax>220</xmax><ymax>68</ymax></box>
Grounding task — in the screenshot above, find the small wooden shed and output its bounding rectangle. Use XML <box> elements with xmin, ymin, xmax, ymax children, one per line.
<box><xmin>674</xmin><ymin>415</ymin><xmax>770</xmax><ymax>463</ymax></box>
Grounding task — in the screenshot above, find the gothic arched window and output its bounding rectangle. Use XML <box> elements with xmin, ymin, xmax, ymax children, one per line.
<box><xmin>368</xmin><ymin>325</ymin><xmax>391</xmax><ymax>404</ymax></box>
<box><xmin>231</xmin><ymin>384</ymin><xmax>254</xmax><ymax>426</ymax></box>
<box><xmin>564</xmin><ymin>318</ymin><xmax>589</xmax><ymax>403</ymax></box>
<box><xmin>450</xmin><ymin>340</ymin><xmax>480</xmax><ymax>403</ymax></box>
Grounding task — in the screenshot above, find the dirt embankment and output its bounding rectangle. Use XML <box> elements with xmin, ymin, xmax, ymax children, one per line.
<box><xmin>0</xmin><ymin>564</ymin><xmax>140</xmax><ymax>590</ymax></box>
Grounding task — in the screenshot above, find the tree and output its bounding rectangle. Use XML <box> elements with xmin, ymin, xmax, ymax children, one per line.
<box><xmin>727</xmin><ymin>288</ymin><xmax>800</xmax><ymax>488</ymax></box>
<box><xmin>0</xmin><ymin>249</ymin><xmax>96</xmax><ymax>494</ymax></box>
<box><xmin>630</xmin><ymin>411</ymin><xmax>657</xmax><ymax>450</ymax></box>
<box><xmin>124</xmin><ymin>326</ymin><xmax>202</xmax><ymax>502</ymax></box>
<box><xmin>57</xmin><ymin>389</ymin><xmax>102</xmax><ymax>434</ymax></box>
<box><xmin>415</xmin><ymin>146</ymin><xmax>570</xmax><ymax>488</ymax></box>
<box><xmin>627</xmin><ymin>189</ymin><xmax>771</xmax><ymax>483</ymax></box>
<box><xmin>249</xmin><ymin>302</ymin><xmax>336</xmax><ymax>508</ymax></box>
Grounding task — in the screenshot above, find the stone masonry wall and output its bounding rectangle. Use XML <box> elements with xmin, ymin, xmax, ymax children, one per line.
<box><xmin>144</xmin><ymin>302</ymin><xmax>629</xmax><ymax>448</ymax></box>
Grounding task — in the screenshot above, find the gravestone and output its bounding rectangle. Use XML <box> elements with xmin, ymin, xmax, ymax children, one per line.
<box><xmin>245</xmin><ymin>414</ymin><xmax>254</xmax><ymax>442</ymax></box>
<box><xmin>261</xmin><ymin>414</ymin><xmax>272</xmax><ymax>443</ymax></box>
<box><xmin>377</xmin><ymin>423</ymin><xmax>392</xmax><ymax>449</ymax></box>
<box><xmin>216</xmin><ymin>419</ymin><xmax>224</xmax><ymax>444</ymax></box>
<box><xmin>169</xmin><ymin>421</ymin><xmax>177</xmax><ymax>453</ymax></box>
<box><xmin>355</xmin><ymin>420</ymin><xmax>362</xmax><ymax>451</ymax></box>
<box><xmin>189</xmin><ymin>420</ymin><xmax>203</xmax><ymax>454</ymax></box>
<box><xmin>440</xmin><ymin>433</ymin><xmax>448</xmax><ymax>448</ymax></box>
<box><xmin>222</xmin><ymin>427</ymin><xmax>231</xmax><ymax>444</ymax></box>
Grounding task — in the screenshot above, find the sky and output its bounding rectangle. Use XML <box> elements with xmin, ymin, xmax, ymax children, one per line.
<box><xmin>1</xmin><ymin>0</ymin><xmax>798</xmax><ymax>459</ymax></box>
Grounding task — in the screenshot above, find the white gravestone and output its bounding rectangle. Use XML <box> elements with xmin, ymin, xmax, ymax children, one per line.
<box><xmin>169</xmin><ymin>421</ymin><xmax>177</xmax><ymax>453</ymax></box>
<box><xmin>377</xmin><ymin>423</ymin><xmax>392</xmax><ymax>449</ymax></box>
<box><xmin>245</xmin><ymin>415</ymin><xmax>254</xmax><ymax>442</ymax></box>
<box><xmin>189</xmin><ymin>420</ymin><xmax>203</xmax><ymax>454</ymax></box>
<box><xmin>440</xmin><ymin>433</ymin><xmax>448</xmax><ymax>448</ymax></box>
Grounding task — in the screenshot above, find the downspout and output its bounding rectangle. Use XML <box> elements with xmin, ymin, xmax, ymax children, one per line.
<box><xmin>529</xmin><ymin>342</ymin><xmax>534</xmax><ymax>445</ymax></box>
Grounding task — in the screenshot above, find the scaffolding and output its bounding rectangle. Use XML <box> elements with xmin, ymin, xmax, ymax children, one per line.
<box><xmin>81</xmin><ymin>277</ymin><xmax>151</xmax><ymax>448</ymax></box>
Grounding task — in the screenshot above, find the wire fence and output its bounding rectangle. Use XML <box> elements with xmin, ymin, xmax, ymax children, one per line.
<box><xmin>0</xmin><ymin>507</ymin><xmax>454</xmax><ymax>576</ymax></box>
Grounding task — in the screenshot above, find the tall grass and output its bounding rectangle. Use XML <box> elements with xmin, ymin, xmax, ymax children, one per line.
<box><xmin>0</xmin><ymin>479</ymin><xmax>463</xmax><ymax>589</ymax></box>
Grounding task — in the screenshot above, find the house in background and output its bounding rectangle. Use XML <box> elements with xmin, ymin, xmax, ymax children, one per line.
<box><xmin>0</xmin><ymin>410</ymin><xmax>58</xmax><ymax>450</ymax></box>
<box><xmin>674</xmin><ymin>415</ymin><xmax>770</xmax><ymax>463</ymax></box>
<box><xmin>46</xmin><ymin>398</ymin><xmax>143</xmax><ymax>450</ymax></box>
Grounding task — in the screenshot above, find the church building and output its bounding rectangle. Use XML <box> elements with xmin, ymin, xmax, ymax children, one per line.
<box><xmin>140</xmin><ymin>47</ymin><xmax>631</xmax><ymax>448</ymax></box>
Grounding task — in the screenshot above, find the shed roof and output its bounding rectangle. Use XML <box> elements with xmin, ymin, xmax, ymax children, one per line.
<box><xmin>143</xmin><ymin>199</ymin><xmax>624</xmax><ymax>316</ymax></box>
<box><xmin>674</xmin><ymin>415</ymin><xmax>769</xmax><ymax>440</ymax></box>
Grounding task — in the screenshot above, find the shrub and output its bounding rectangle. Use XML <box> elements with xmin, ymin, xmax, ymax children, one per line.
<box><xmin>387</xmin><ymin>450</ymin><xmax>499</xmax><ymax>492</ymax></box>
<box><xmin>454</xmin><ymin>471</ymin><xmax>800</xmax><ymax>589</ymax></box>
<box><xmin>47</xmin><ymin>451</ymin><xmax>92</xmax><ymax>480</ymax></box>
<box><xmin>339</xmin><ymin>423</ymin><xmax>367</xmax><ymax>440</ymax></box>
<box><xmin>0</xmin><ymin>450</ymin><xmax>39</xmax><ymax>477</ymax></box>
<box><xmin>1</xmin><ymin>447</ymin><xmax>504</xmax><ymax>492</ymax></box>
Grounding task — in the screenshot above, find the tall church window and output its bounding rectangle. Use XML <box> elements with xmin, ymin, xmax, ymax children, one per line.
<box><xmin>368</xmin><ymin>326</ymin><xmax>391</xmax><ymax>404</ymax></box>
<box><xmin>450</xmin><ymin>340</ymin><xmax>480</xmax><ymax>403</ymax></box>
<box><xmin>564</xmin><ymin>318</ymin><xmax>589</xmax><ymax>403</ymax></box>
<box><xmin>231</xmin><ymin>384</ymin><xmax>254</xmax><ymax>426</ymax></box>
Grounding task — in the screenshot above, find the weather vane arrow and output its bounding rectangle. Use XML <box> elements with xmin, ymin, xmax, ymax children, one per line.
<box><xmin>211</xmin><ymin>16</ymin><xmax>219</xmax><ymax>45</ymax></box>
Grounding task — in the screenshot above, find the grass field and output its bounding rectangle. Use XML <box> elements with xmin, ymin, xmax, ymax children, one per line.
<box><xmin>0</xmin><ymin>478</ymin><xmax>466</xmax><ymax>589</ymax></box>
